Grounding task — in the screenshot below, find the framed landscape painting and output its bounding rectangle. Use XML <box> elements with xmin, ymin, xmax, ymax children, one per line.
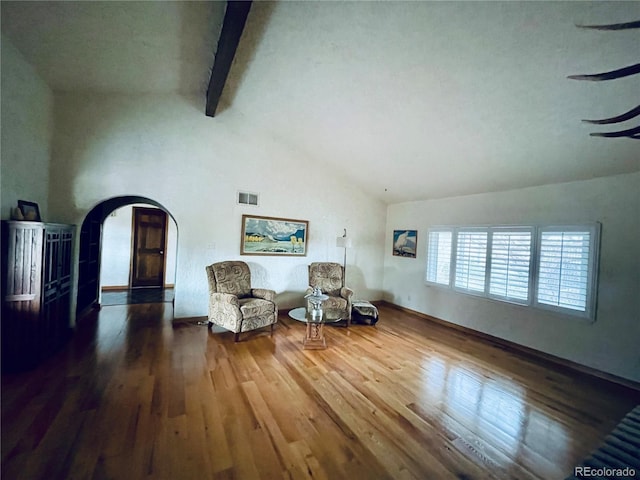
<box><xmin>241</xmin><ymin>215</ymin><xmax>308</xmax><ymax>256</ymax></box>
<box><xmin>393</xmin><ymin>230</ymin><xmax>417</xmax><ymax>258</ymax></box>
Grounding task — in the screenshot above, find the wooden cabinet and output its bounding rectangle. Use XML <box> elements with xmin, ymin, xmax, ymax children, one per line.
<box><xmin>1</xmin><ymin>221</ymin><xmax>75</xmax><ymax>371</ymax></box>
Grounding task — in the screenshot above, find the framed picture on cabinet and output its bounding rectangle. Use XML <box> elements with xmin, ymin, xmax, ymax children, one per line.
<box><xmin>18</xmin><ymin>200</ymin><xmax>41</xmax><ymax>222</ymax></box>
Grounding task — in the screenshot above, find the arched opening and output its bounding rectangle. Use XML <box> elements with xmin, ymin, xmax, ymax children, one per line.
<box><xmin>76</xmin><ymin>196</ymin><xmax>178</xmax><ymax>318</ymax></box>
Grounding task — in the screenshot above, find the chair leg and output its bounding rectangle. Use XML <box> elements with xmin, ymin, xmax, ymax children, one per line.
<box><xmin>235</xmin><ymin>318</ymin><xmax>244</xmax><ymax>342</ymax></box>
<box><xmin>270</xmin><ymin>323</ymin><xmax>275</xmax><ymax>335</ymax></box>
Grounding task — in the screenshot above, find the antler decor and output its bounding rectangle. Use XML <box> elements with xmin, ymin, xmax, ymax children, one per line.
<box><xmin>569</xmin><ymin>20</ymin><xmax>640</xmax><ymax>139</ymax></box>
<box><xmin>581</xmin><ymin>105</ymin><xmax>640</xmax><ymax>125</ymax></box>
<box><xmin>589</xmin><ymin>125</ymin><xmax>640</xmax><ymax>139</ymax></box>
<box><xmin>576</xmin><ymin>20</ymin><xmax>640</xmax><ymax>31</ymax></box>
<box><xmin>567</xmin><ymin>63</ymin><xmax>640</xmax><ymax>82</ymax></box>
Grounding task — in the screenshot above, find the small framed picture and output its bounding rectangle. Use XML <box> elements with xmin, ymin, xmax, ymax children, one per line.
<box><xmin>18</xmin><ymin>200</ymin><xmax>41</xmax><ymax>222</ymax></box>
<box><xmin>393</xmin><ymin>230</ymin><xmax>417</xmax><ymax>258</ymax></box>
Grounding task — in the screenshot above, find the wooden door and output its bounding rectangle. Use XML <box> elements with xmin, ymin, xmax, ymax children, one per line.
<box><xmin>131</xmin><ymin>208</ymin><xmax>167</xmax><ymax>288</ymax></box>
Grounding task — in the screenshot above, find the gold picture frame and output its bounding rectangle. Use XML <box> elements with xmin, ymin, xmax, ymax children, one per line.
<box><xmin>241</xmin><ymin>214</ymin><xmax>308</xmax><ymax>256</ymax></box>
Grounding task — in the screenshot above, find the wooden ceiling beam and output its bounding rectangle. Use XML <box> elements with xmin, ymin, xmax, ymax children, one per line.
<box><xmin>206</xmin><ymin>1</ymin><xmax>252</xmax><ymax>117</ymax></box>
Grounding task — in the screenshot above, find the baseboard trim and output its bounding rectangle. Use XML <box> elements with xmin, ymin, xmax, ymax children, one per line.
<box><xmin>173</xmin><ymin>316</ymin><xmax>208</xmax><ymax>325</ymax></box>
<box><xmin>380</xmin><ymin>300</ymin><xmax>640</xmax><ymax>393</ymax></box>
<box><xmin>101</xmin><ymin>285</ymin><xmax>129</xmax><ymax>292</ymax></box>
<box><xmin>102</xmin><ymin>284</ymin><xmax>175</xmax><ymax>292</ymax></box>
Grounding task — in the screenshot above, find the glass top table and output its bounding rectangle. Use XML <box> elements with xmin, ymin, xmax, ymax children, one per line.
<box><xmin>288</xmin><ymin>307</ymin><xmax>343</xmax><ymax>324</ymax></box>
<box><xmin>288</xmin><ymin>307</ymin><xmax>343</xmax><ymax>349</ymax></box>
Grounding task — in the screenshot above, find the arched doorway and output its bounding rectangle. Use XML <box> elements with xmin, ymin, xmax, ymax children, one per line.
<box><xmin>76</xmin><ymin>196</ymin><xmax>178</xmax><ymax>318</ymax></box>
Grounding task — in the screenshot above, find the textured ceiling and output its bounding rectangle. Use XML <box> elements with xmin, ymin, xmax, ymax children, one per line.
<box><xmin>1</xmin><ymin>1</ymin><xmax>223</xmax><ymax>93</ymax></box>
<box><xmin>2</xmin><ymin>1</ymin><xmax>639</xmax><ymax>204</ymax></box>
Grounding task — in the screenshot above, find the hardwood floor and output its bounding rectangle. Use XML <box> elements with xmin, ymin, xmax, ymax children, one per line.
<box><xmin>100</xmin><ymin>287</ymin><xmax>175</xmax><ymax>306</ymax></box>
<box><xmin>2</xmin><ymin>302</ymin><xmax>638</xmax><ymax>480</ymax></box>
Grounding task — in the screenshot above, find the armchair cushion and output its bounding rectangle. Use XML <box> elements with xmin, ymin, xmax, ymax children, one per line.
<box><xmin>211</xmin><ymin>261</ymin><xmax>252</xmax><ymax>298</ymax></box>
<box><xmin>239</xmin><ymin>297</ymin><xmax>274</xmax><ymax>318</ymax></box>
<box><xmin>308</xmin><ymin>262</ymin><xmax>343</xmax><ymax>296</ymax></box>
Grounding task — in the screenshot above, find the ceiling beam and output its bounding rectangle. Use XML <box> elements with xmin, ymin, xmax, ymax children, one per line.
<box><xmin>206</xmin><ymin>1</ymin><xmax>252</xmax><ymax>117</ymax></box>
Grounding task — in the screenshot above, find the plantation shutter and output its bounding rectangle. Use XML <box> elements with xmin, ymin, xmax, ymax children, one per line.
<box><xmin>489</xmin><ymin>230</ymin><xmax>532</xmax><ymax>302</ymax></box>
<box><xmin>537</xmin><ymin>230</ymin><xmax>591</xmax><ymax>312</ymax></box>
<box><xmin>426</xmin><ymin>230</ymin><xmax>452</xmax><ymax>285</ymax></box>
<box><xmin>454</xmin><ymin>230</ymin><xmax>487</xmax><ymax>292</ymax></box>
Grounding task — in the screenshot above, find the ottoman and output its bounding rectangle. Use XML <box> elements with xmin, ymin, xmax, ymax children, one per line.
<box><xmin>351</xmin><ymin>300</ymin><xmax>379</xmax><ymax>325</ymax></box>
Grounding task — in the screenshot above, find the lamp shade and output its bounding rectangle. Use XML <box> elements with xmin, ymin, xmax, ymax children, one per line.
<box><xmin>336</xmin><ymin>236</ymin><xmax>353</xmax><ymax>248</ymax></box>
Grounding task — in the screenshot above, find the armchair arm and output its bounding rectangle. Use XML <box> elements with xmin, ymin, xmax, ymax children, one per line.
<box><xmin>210</xmin><ymin>292</ymin><xmax>239</xmax><ymax>306</ymax></box>
<box><xmin>251</xmin><ymin>288</ymin><xmax>276</xmax><ymax>302</ymax></box>
<box><xmin>340</xmin><ymin>287</ymin><xmax>354</xmax><ymax>300</ymax></box>
<box><xmin>340</xmin><ymin>287</ymin><xmax>354</xmax><ymax>322</ymax></box>
<box><xmin>208</xmin><ymin>292</ymin><xmax>242</xmax><ymax>332</ymax></box>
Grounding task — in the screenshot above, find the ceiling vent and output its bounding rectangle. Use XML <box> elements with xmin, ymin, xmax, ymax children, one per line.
<box><xmin>237</xmin><ymin>191</ymin><xmax>259</xmax><ymax>206</ymax></box>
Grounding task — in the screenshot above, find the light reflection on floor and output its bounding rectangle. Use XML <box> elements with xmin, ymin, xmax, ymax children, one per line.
<box><xmin>95</xmin><ymin>303</ymin><xmax>175</xmax><ymax>362</ymax></box>
<box><xmin>420</xmin><ymin>355</ymin><xmax>569</xmax><ymax>475</ymax></box>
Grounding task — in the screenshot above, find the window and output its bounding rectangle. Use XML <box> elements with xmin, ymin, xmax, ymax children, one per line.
<box><xmin>489</xmin><ymin>229</ymin><xmax>532</xmax><ymax>303</ymax></box>
<box><xmin>426</xmin><ymin>230</ymin><xmax>452</xmax><ymax>285</ymax></box>
<box><xmin>425</xmin><ymin>224</ymin><xmax>600</xmax><ymax>320</ymax></box>
<box><xmin>454</xmin><ymin>230</ymin><xmax>487</xmax><ymax>293</ymax></box>
<box><xmin>535</xmin><ymin>226</ymin><xmax>599</xmax><ymax>317</ymax></box>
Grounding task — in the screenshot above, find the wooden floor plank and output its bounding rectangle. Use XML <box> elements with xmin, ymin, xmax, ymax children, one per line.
<box><xmin>2</xmin><ymin>303</ymin><xmax>639</xmax><ymax>480</ymax></box>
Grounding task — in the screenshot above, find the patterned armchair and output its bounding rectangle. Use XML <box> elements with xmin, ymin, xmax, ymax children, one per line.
<box><xmin>306</xmin><ymin>262</ymin><xmax>354</xmax><ymax>326</ymax></box>
<box><xmin>205</xmin><ymin>261</ymin><xmax>278</xmax><ymax>342</ymax></box>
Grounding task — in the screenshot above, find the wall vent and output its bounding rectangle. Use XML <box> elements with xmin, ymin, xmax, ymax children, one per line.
<box><xmin>238</xmin><ymin>191</ymin><xmax>259</xmax><ymax>206</ymax></box>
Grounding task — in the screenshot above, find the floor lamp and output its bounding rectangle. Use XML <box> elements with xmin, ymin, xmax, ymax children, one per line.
<box><xmin>336</xmin><ymin>229</ymin><xmax>353</xmax><ymax>286</ymax></box>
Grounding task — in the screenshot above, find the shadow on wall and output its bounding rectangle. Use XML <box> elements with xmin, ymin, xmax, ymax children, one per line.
<box><xmin>244</xmin><ymin>261</ymin><xmax>271</xmax><ymax>288</ymax></box>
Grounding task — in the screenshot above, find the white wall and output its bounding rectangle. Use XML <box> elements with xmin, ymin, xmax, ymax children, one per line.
<box><xmin>49</xmin><ymin>92</ymin><xmax>386</xmax><ymax>318</ymax></box>
<box><xmin>100</xmin><ymin>204</ymin><xmax>177</xmax><ymax>288</ymax></box>
<box><xmin>1</xmin><ymin>35</ymin><xmax>53</xmax><ymax>220</ymax></box>
<box><xmin>384</xmin><ymin>173</ymin><xmax>640</xmax><ymax>382</ymax></box>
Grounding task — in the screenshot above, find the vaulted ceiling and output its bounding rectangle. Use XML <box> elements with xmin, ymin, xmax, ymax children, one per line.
<box><xmin>2</xmin><ymin>1</ymin><xmax>638</xmax><ymax>204</ymax></box>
